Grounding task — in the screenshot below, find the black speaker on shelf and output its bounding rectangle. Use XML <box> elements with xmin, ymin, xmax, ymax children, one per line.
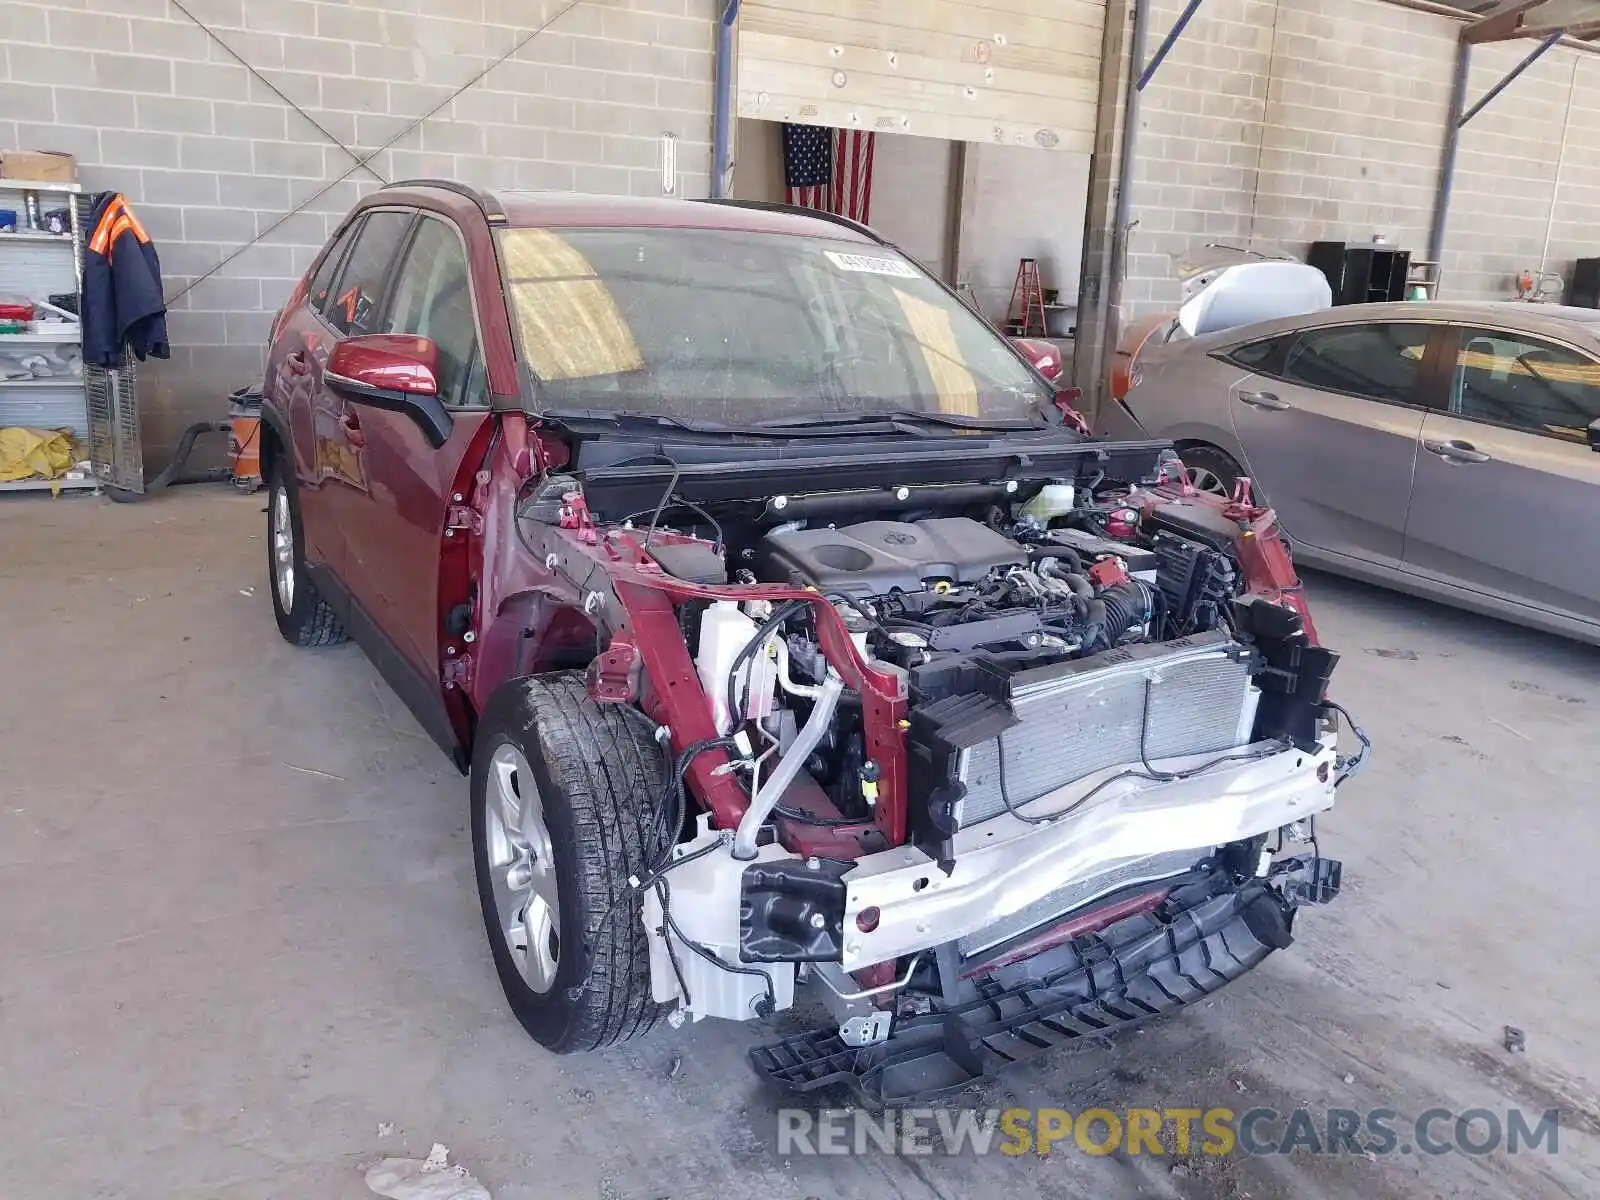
<box><xmin>1567</xmin><ymin>258</ymin><xmax>1600</xmax><ymax>309</ymax></box>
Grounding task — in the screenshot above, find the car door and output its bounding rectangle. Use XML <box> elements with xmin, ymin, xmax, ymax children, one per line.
<box><xmin>338</xmin><ymin>213</ymin><xmax>495</xmax><ymax>719</ymax></box>
<box><xmin>310</xmin><ymin>208</ymin><xmax>419</xmax><ymax>579</ymax></box>
<box><xmin>1227</xmin><ymin>321</ymin><xmax>1440</xmax><ymax>564</ymax></box>
<box><xmin>1402</xmin><ymin>324</ymin><xmax>1600</xmax><ymax>623</ymax></box>
<box><xmin>262</xmin><ymin>219</ymin><xmax>359</xmax><ymax>574</ymax></box>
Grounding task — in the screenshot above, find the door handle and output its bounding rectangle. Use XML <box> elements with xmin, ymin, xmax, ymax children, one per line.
<box><xmin>339</xmin><ymin>410</ymin><xmax>365</xmax><ymax>448</ymax></box>
<box><xmin>1423</xmin><ymin>438</ymin><xmax>1489</xmax><ymax>464</ymax></box>
<box><xmin>1238</xmin><ymin>390</ymin><xmax>1290</xmax><ymax>411</ymax></box>
<box><xmin>286</xmin><ymin>350</ymin><xmax>310</xmax><ymax>375</ymax></box>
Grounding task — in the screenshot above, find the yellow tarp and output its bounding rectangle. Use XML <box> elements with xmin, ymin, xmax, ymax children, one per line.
<box><xmin>499</xmin><ymin>228</ymin><xmax>645</xmax><ymax>382</ymax></box>
<box><xmin>891</xmin><ymin>288</ymin><xmax>979</xmax><ymax>416</ymax></box>
<box><xmin>0</xmin><ymin>426</ymin><xmax>75</xmax><ymax>484</ymax></box>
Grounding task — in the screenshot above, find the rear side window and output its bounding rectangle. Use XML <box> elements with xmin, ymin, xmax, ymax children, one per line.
<box><xmin>308</xmin><ymin>222</ymin><xmax>358</xmax><ymax>318</ymax></box>
<box><xmin>1449</xmin><ymin>327</ymin><xmax>1600</xmax><ymax>443</ymax></box>
<box><xmin>1282</xmin><ymin>323</ymin><xmax>1430</xmax><ymax>404</ymax></box>
<box><xmin>325</xmin><ymin>210</ymin><xmax>414</xmax><ymax>337</ymax></box>
<box><xmin>1224</xmin><ymin>333</ymin><xmax>1294</xmax><ymax>376</ymax></box>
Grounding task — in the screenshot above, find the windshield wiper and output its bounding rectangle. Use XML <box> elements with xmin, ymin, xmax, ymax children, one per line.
<box><xmin>537</xmin><ymin>406</ymin><xmax>934</xmax><ymax>439</ymax></box>
<box><xmin>535</xmin><ymin>406</ymin><xmax>1051</xmax><ymax>440</ymax></box>
<box><xmin>756</xmin><ymin>409</ymin><xmax>1051</xmax><ymax>433</ymax></box>
<box><xmin>535</xmin><ymin>407</ymin><xmax>732</xmax><ymax>432</ymax></box>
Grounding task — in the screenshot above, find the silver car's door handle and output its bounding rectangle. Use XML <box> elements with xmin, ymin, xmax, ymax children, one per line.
<box><xmin>1423</xmin><ymin>438</ymin><xmax>1490</xmax><ymax>464</ymax></box>
<box><xmin>1238</xmin><ymin>390</ymin><xmax>1290</xmax><ymax>410</ymax></box>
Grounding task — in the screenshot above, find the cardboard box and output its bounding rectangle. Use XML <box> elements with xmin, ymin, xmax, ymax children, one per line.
<box><xmin>0</xmin><ymin>150</ymin><xmax>77</xmax><ymax>184</ymax></box>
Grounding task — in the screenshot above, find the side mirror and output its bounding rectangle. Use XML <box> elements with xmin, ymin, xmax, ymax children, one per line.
<box><xmin>1010</xmin><ymin>336</ymin><xmax>1063</xmax><ymax>382</ymax></box>
<box><xmin>1589</xmin><ymin>418</ymin><xmax>1599</xmax><ymax>453</ymax></box>
<box><xmin>325</xmin><ymin>334</ymin><xmax>453</xmax><ymax>448</ymax></box>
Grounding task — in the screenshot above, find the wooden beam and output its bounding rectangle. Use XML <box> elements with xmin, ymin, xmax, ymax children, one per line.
<box><xmin>1507</xmin><ymin>18</ymin><xmax>1600</xmax><ymax>42</ymax></box>
<box><xmin>1462</xmin><ymin>0</ymin><xmax>1551</xmax><ymax>44</ymax></box>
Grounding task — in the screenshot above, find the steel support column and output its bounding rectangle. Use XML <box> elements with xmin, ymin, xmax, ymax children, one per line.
<box><xmin>1104</xmin><ymin>0</ymin><xmax>1153</xmax><ymax>389</ymax></box>
<box><xmin>711</xmin><ymin>0</ymin><xmax>741</xmax><ymax>199</ymax></box>
<box><xmin>1429</xmin><ymin>28</ymin><xmax>1562</xmax><ymax>266</ymax></box>
<box><xmin>1428</xmin><ymin>39</ymin><xmax>1471</xmax><ymax>267</ymax></box>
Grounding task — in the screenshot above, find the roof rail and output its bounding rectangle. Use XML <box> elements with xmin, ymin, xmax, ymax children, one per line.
<box><xmin>695</xmin><ymin>197</ymin><xmax>884</xmax><ymax>244</ymax></box>
<box><xmin>387</xmin><ymin>178</ymin><xmax>506</xmax><ymax>223</ymax></box>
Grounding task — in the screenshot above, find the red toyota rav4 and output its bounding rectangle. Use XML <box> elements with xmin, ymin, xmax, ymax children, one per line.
<box><xmin>260</xmin><ymin>182</ymin><xmax>1363</xmax><ymax>1103</ymax></box>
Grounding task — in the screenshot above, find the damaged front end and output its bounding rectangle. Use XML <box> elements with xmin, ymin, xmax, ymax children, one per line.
<box><xmin>505</xmin><ymin>434</ymin><xmax>1367</xmax><ymax>1103</ymax></box>
<box><xmin>649</xmin><ymin>601</ymin><xmax>1354</xmax><ymax>1103</ymax></box>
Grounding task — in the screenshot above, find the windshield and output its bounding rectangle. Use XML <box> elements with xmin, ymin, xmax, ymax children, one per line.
<box><xmin>497</xmin><ymin>226</ymin><xmax>1052</xmax><ymax>425</ymax></box>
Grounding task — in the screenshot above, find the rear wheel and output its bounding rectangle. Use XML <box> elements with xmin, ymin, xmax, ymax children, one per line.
<box><xmin>267</xmin><ymin>461</ymin><xmax>346</xmax><ymax>647</ymax></box>
<box><xmin>1178</xmin><ymin>444</ymin><xmax>1245</xmax><ymax>498</ymax></box>
<box><xmin>471</xmin><ymin>673</ymin><xmax>670</xmax><ymax>1053</ymax></box>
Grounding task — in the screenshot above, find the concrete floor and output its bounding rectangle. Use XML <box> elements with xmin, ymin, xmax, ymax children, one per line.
<box><xmin>2</xmin><ymin>487</ymin><xmax>1598</xmax><ymax>1200</ymax></box>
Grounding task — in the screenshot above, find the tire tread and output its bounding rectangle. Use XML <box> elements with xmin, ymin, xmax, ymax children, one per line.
<box><xmin>484</xmin><ymin>673</ymin><xmax>670</xmax><ymax>1052</ymax></box>
<box><xmin>267</xmin><ymin>459</ymin><xmax>347</xmax><ymax>648</ymax></box>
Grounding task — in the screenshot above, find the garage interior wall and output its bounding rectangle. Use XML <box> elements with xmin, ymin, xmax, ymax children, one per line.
<box><xmin>956</xmin><ymin>144</ymin><xmax>1091</xmax><ymax>324</ymax></box>
<box><xmin>1119</xmin><ymin>0</ymin><xmax>1600</xmax><ymax>316</ymax></box>
<box><xmin>733</xmin><ymin>118</ymin><xmax>1086</xmax><ymax>324</ymax></box>
<box><xmin>733</xmin><ymin>118</ymin><xmax>957</xmax><ymax>279</ymax></box>
<box><xmin>1</xmin><ymin>0</ymin><xmax>716</xmax><ymax>473</ymax></box>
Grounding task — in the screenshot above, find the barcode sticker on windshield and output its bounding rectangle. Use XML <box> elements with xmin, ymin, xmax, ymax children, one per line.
<box><xmin>824</xmin><ymin>251</ymin><xmax>919</xmax><ymax>278</ymax></box>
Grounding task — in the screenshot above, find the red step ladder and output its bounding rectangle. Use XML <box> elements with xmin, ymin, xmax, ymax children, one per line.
<box><xmin>1005</xmin><ymin>258</ymin><xmax>1047</xmax><ymax>337</ymax></box>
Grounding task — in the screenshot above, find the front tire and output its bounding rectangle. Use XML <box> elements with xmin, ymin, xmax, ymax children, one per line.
<box><xmin>471</xmin><ymin>673</ymin><xmax>670</xmax><ymax>1053</ymax></box>
<box><xmin>267</xmin><ymin>461</ymin><xmax>347</xmax><ymax>647</ymax></box>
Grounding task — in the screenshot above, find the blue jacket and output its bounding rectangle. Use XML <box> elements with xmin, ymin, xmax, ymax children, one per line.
<box><xmin>82</xmin><ymin>192</ymin><xmax>170</xmax><ymax>367</ymax></box>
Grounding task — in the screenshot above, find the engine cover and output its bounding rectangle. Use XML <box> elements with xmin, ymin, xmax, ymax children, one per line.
<box><xmin>759</xmin><ymin>518</ymin><xmax>1025</xmax><ymax>598</ymax></box>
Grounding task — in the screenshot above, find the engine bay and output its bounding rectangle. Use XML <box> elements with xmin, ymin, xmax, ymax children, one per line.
<box><xmin>516</xmin><ymin>437</ymin><xmax>1339</xmax><ymax>864</ymax></box>
<box><xmin>648</xmin><ymin>482</ymin><xmax>1289</xmax><ymax>855</ymax></box>
<box><xmin>754</xmin><ymin>504</ymin><xmax>1239</xmax><ymax>673</ymax></box>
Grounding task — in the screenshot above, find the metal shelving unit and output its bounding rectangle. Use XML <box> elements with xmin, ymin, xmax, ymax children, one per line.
<box><xmin>0</xmin><ymin>176</ymin><xmax>96</xmax><ymax>495</ymax></box>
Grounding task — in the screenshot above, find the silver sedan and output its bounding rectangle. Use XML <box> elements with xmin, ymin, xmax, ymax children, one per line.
<box><xmin>1096</xmin><ymin>301</ymin><xmax>1600</xmax><ymax>645</ymax></box>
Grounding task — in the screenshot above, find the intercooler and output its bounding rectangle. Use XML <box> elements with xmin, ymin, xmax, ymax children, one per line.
<box><xmin>956</xmin><ymin>633</ymin><xmax>1259</xmax><ymax>828</ymax></box>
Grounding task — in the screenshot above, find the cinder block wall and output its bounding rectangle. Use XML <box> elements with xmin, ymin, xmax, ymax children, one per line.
<box><xmin>0</xmin><ymin>0</ymin><xmax>715</xmax><ymax>473</ymax></box>
<box><xmin>1449</xmin><ymin>42</ymin><xmax>1600</xmax><ymax>300</ymax></box>
<box><xmin>1116</xmin><ymin>0</ymin><xmax>1600</xmax><ymax>316</ymax></box>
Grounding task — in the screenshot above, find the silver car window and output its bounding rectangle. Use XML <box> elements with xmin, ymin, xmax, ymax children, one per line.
<box><xmin>1450</xmin><ymin>327</ymin><xmax>1600</xmax><ymax>445</ymax></box>
<box><xmin>1225</xmin><ymin>333</ymin><xmax>1295</xmax><ymax>376</ymax></box>
<box><xmin>1282</xmin><ymin>324</ymin><xmax>1430</xmax><ymax>405</ymax></box>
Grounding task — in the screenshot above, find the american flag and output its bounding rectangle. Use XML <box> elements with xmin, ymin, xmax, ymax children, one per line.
<box><xmin>782</xmin><ymin>123</ymin><xmax>876</xmax><ymax>223</ymax></box>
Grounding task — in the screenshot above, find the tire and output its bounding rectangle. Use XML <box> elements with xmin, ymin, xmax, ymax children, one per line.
<box><xmin>1178</xmin><ymin>443</ymin><xmax>1246</xmax><ymax>498</ymax></box>
<box><xmin>266</xmin><ymin>460</ymin><xmax>347</xmax><ymax>647</ymax></box>
<box><xmin>471</xmin><ymin>672</ymin><xmax>670</xmax><ymax>1053</ymax></box>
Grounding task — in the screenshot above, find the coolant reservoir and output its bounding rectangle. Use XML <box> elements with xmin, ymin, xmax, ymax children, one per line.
<box><xmin>1021</xmin><ymin>483</ymin><xmax>1076</xmax><ymax>524</ymax></box>
<box><xmin>696</xmin><ymin>601</ymin><xmax>775</xmax><ymax>733</ymax></box>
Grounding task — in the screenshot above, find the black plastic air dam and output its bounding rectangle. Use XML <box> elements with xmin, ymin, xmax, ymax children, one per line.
<box><xmin>749</xmin><ymin>866</ymin><xmax>1340</xmax><ymax>1105</ymax></box>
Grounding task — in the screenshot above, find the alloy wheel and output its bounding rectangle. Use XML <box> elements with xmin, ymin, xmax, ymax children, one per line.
<box><xmin>271</xmin><ymin>485</ymin><xmax>295</xmax><ymax>610</ymax></box>
<box><xmin>484</xmin><ymin>743</ymin><xmax>562</xmax><ymax>993</ymax></box>
<box><xmin>1186</xmin><ymin>466</ymin><xmax>1229</xmax><ymax>496</ymax></box>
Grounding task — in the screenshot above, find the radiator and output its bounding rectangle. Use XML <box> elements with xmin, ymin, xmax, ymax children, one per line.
<box><xmin>957</xmin><ymin>634</ymin><xmax>1258</xmax><ymax>828</ymax></box>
